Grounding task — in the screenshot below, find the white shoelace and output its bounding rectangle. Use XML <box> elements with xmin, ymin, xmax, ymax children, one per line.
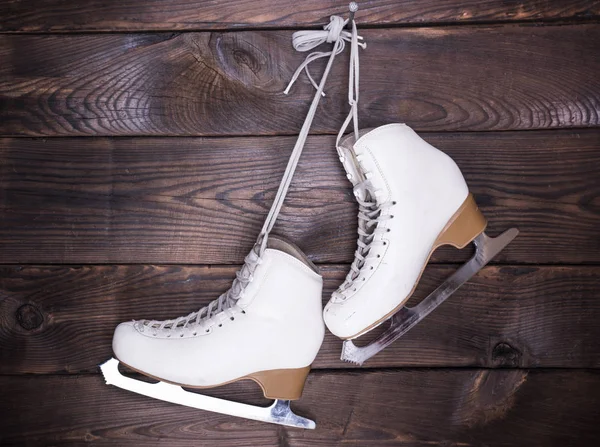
<box><xmin>141</xmin><ymin>13</ymin><xmax>365</xmax><ymax>334</ymax></box>
<box><xmin>259</xmin><ymin>15</ymin><xmax>365</xmax><ymax>254</ymax></box>
<box><xmin>333</xmin><ymin>183</ymin><xmax>393</xmax><ymax>299</ymax></box>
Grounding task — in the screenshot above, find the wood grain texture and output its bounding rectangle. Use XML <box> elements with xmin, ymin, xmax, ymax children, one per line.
<box><xmin>1</xmin><ymin>25</ymin><xmax>599</xmax><ymax>136</ymax></box>
<box><xmin>2</xmin><ymin>2</ymin><xmax>598</xmax><ymax>445</ymax></box>
<box><xmin>1</xmin><ymin>369</ymin><xmax>599</xmax><ymax>446</ymax></box>
<box><xmin>1</xmin><ymin>264</ymin><xmax>599</xmax><ymax>373</ymax></box>
<box><xmin>1</xmin><ymin>130</ymin><xmax>599</xmax><ymax>264</ymax></box>
<box><xmin>2</xmin><ymin>0</ymin><xmax>599</xmax><ymax>32</ymax></box>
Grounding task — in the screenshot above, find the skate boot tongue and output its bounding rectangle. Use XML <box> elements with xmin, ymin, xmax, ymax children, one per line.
<box><xmin>339</xmin><ymin>145</ymin><xmax>366</xmax><ymax>203</ymax></box>
<box><xmin>338</xmin><ymin>144</ymin><xmax>384</xmax><ymax>205</ymax></box>
<box><xmin>337</xmin><ymin>134</ymin><xmax>370</xmax><ymax>203</ymax></box>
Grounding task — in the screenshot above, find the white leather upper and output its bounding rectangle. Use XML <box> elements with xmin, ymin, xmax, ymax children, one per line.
<box><xmin>113</xmin><ymin>247</ymin><xmax>324</xmax><ymax>386</ymax></box>
<box><xmin>324</xmin><ymin>123</ymin><xmax>469</xmax><ymax>338</ymax></box>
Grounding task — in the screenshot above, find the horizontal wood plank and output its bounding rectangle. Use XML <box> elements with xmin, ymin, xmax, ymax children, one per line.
<box><xmin>0</xmin><ymin>369</ymin><xmax>599</xmax><ymax>446</ymax></box>
<box><xmin>1</xmin><ymin>264</ymin><xmax>599</xmax><ymax>373</ymax></box>
<box><xmin>1</xmin><ymin>130</ymin><xmax>599</xmax><ymax>264</ymax></box>
<box><xmin>1</xmin><ymin>25</ymin><xmax>599</xmax><ymax>136</ymax></box>
<box><xmin>2</xmin><ymin>0</ymin><xmax>599</xmax><ymax>32</ymax></box>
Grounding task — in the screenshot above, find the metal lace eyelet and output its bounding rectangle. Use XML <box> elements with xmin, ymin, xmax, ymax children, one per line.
<box><xmin>205</xmin><ymin>329</ymin><xmax>210</xmax><ymax>333</ymax></box>
<box><xmin>392</xmin><ymin>201</ymin><xmax>397</xmax><ymax>205</ymax></box>
<box><xmin>241</xmin><ymin>310</ymin><xmax>246</xmax><ymax>314</ymax></box>
<box><xmin>193</xmin><ymin>332</ymin><xmax>197</xmax><ymax>336</ymax></box>
<box><xmin>179</xmin><ymin>333</ymin><xmax>184</xmax><ymax>337</ymax></box>
<box><xmin>218</xmin><ymin>324</ymin><xmax>222</xmax><ymax>327</ymax></box>
<box><xmin>377</xmin><ymin>254</ymin><xmax>381</xmax><ymax>258</ymax></box>
<box><xmin>387</xmin><ymin>228</ymin><xmax>391</xmax><ymax>232</ymax></box>
<box><xmin>383</xmin><ymin>242</ymin><xmax>387</xmax><ymax>245</ymax></box>
<box><xmin>230</xmin><ymin>317</ymin><xmax>235</xmax><ymax>321</ymax></box>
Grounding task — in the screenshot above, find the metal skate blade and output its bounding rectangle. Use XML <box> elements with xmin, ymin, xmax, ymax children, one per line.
<box><xmin>341</xmin><ymin>228</ymin><xmax>519</xmax><ymax>366</ymax></box>
<box><xmin>99</xmin><ymin>358</ymin><xmax>315</xmax><ymax>429</ymax></box>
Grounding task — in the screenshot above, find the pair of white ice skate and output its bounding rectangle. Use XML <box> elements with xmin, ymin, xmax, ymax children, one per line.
<box><xmin>100</xmin><ymin>9</ymin><xmax>518</xmax><ymax>429</ymax></box>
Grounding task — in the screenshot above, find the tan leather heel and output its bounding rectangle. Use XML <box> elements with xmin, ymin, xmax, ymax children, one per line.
<box><xmin>435</xmin><ymin>194</ymin><xmax>487</xmax><ymax>249</ymax></box>
<box><xmin>249</xmin><ymin>366</ymin><xmax>311</xmax><ymax>400</ymax></box>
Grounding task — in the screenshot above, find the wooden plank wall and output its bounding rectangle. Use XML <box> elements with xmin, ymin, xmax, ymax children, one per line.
<box><xmin>1</xmin><ymin>1</ymin><xmax>599</xmax><ymax>445</ymax></box>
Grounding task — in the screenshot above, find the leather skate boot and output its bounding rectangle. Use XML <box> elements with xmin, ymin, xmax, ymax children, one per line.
<box><xmin>325</xmin><ymin>124</ymin><xmax>518</xmax><ymax>363</ymax></box>
<box><xmin>112</xmin><ymin>235</ymin><xmax>324</xmax><ymax>406</ymax></box>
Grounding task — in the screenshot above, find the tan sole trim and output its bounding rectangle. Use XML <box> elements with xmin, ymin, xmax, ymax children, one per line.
<box><xmin>119</xmin><ymin>360</ymin><xmax>311</xmax><ymax>400</ymax></box>
<box><xmin>345</xmin><ymin>194</ymin><xmax>488</xmax><ymax>340</ymax></box>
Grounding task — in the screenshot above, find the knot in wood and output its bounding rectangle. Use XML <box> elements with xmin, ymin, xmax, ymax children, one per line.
<box><xmin>492</xmin><ymin>342</ymin><xmax>521</xmax><ymax>368</ymax></box>
<box><xmin>16</xmin><ymin>304</ymin><xmax>44</xmax><ymax>330</ymax></box>
<box><xmin>214</xmin><ymin>34</ymin><xmax>271</xmax><ymax>87</ymax></box>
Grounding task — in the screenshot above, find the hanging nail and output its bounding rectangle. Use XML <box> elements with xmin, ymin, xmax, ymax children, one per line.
<box><xmin>349</xmin><ymin>2</ymin><xmax>358</xmax><ymax>24</ymax></box>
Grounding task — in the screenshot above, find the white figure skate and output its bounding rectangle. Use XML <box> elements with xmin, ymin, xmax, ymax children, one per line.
<box><xmin>325</xmin><ymin>124</ymin><xmax>518</xmax><ymax>365</ymax></box>
<box><xmin>101</xmin><ymin>11</ymin><xmax>365</xmax><ymax>429</ymax></box>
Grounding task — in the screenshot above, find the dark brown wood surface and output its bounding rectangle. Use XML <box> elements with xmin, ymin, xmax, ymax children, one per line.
<box><xmin>1</xmin><ymin>369</ymin><xmax>599</xmax><ymax>446</ymax></box>
<box><xmin>2</xmin><ymin>0</ymin><xmax>599</xmax><ymax>32</ymax></box>
<box><xmin>1</xmin><ymin>2</ymin><xmax>599</xmax><ymax>445</ymax></box>
<box><xmin>2</xmin><ymin>25</ymin><xmax>599</xmax><ymax>137</ymax></box>
<box><xmin>1</xmin><ymin>264</ymin><xmax>599</xmax><ymax>373</ymax></box>
<box><xmin>2</xmin><ymin>130</ymin><xmax>599</xmax><ymax>264</ymax></box>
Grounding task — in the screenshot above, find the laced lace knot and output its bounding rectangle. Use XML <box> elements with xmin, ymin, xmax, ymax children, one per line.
<box><xmin>284</xmin><ymin>15</ymin><xmax>365</xmax><ymax>97</ymax></box>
